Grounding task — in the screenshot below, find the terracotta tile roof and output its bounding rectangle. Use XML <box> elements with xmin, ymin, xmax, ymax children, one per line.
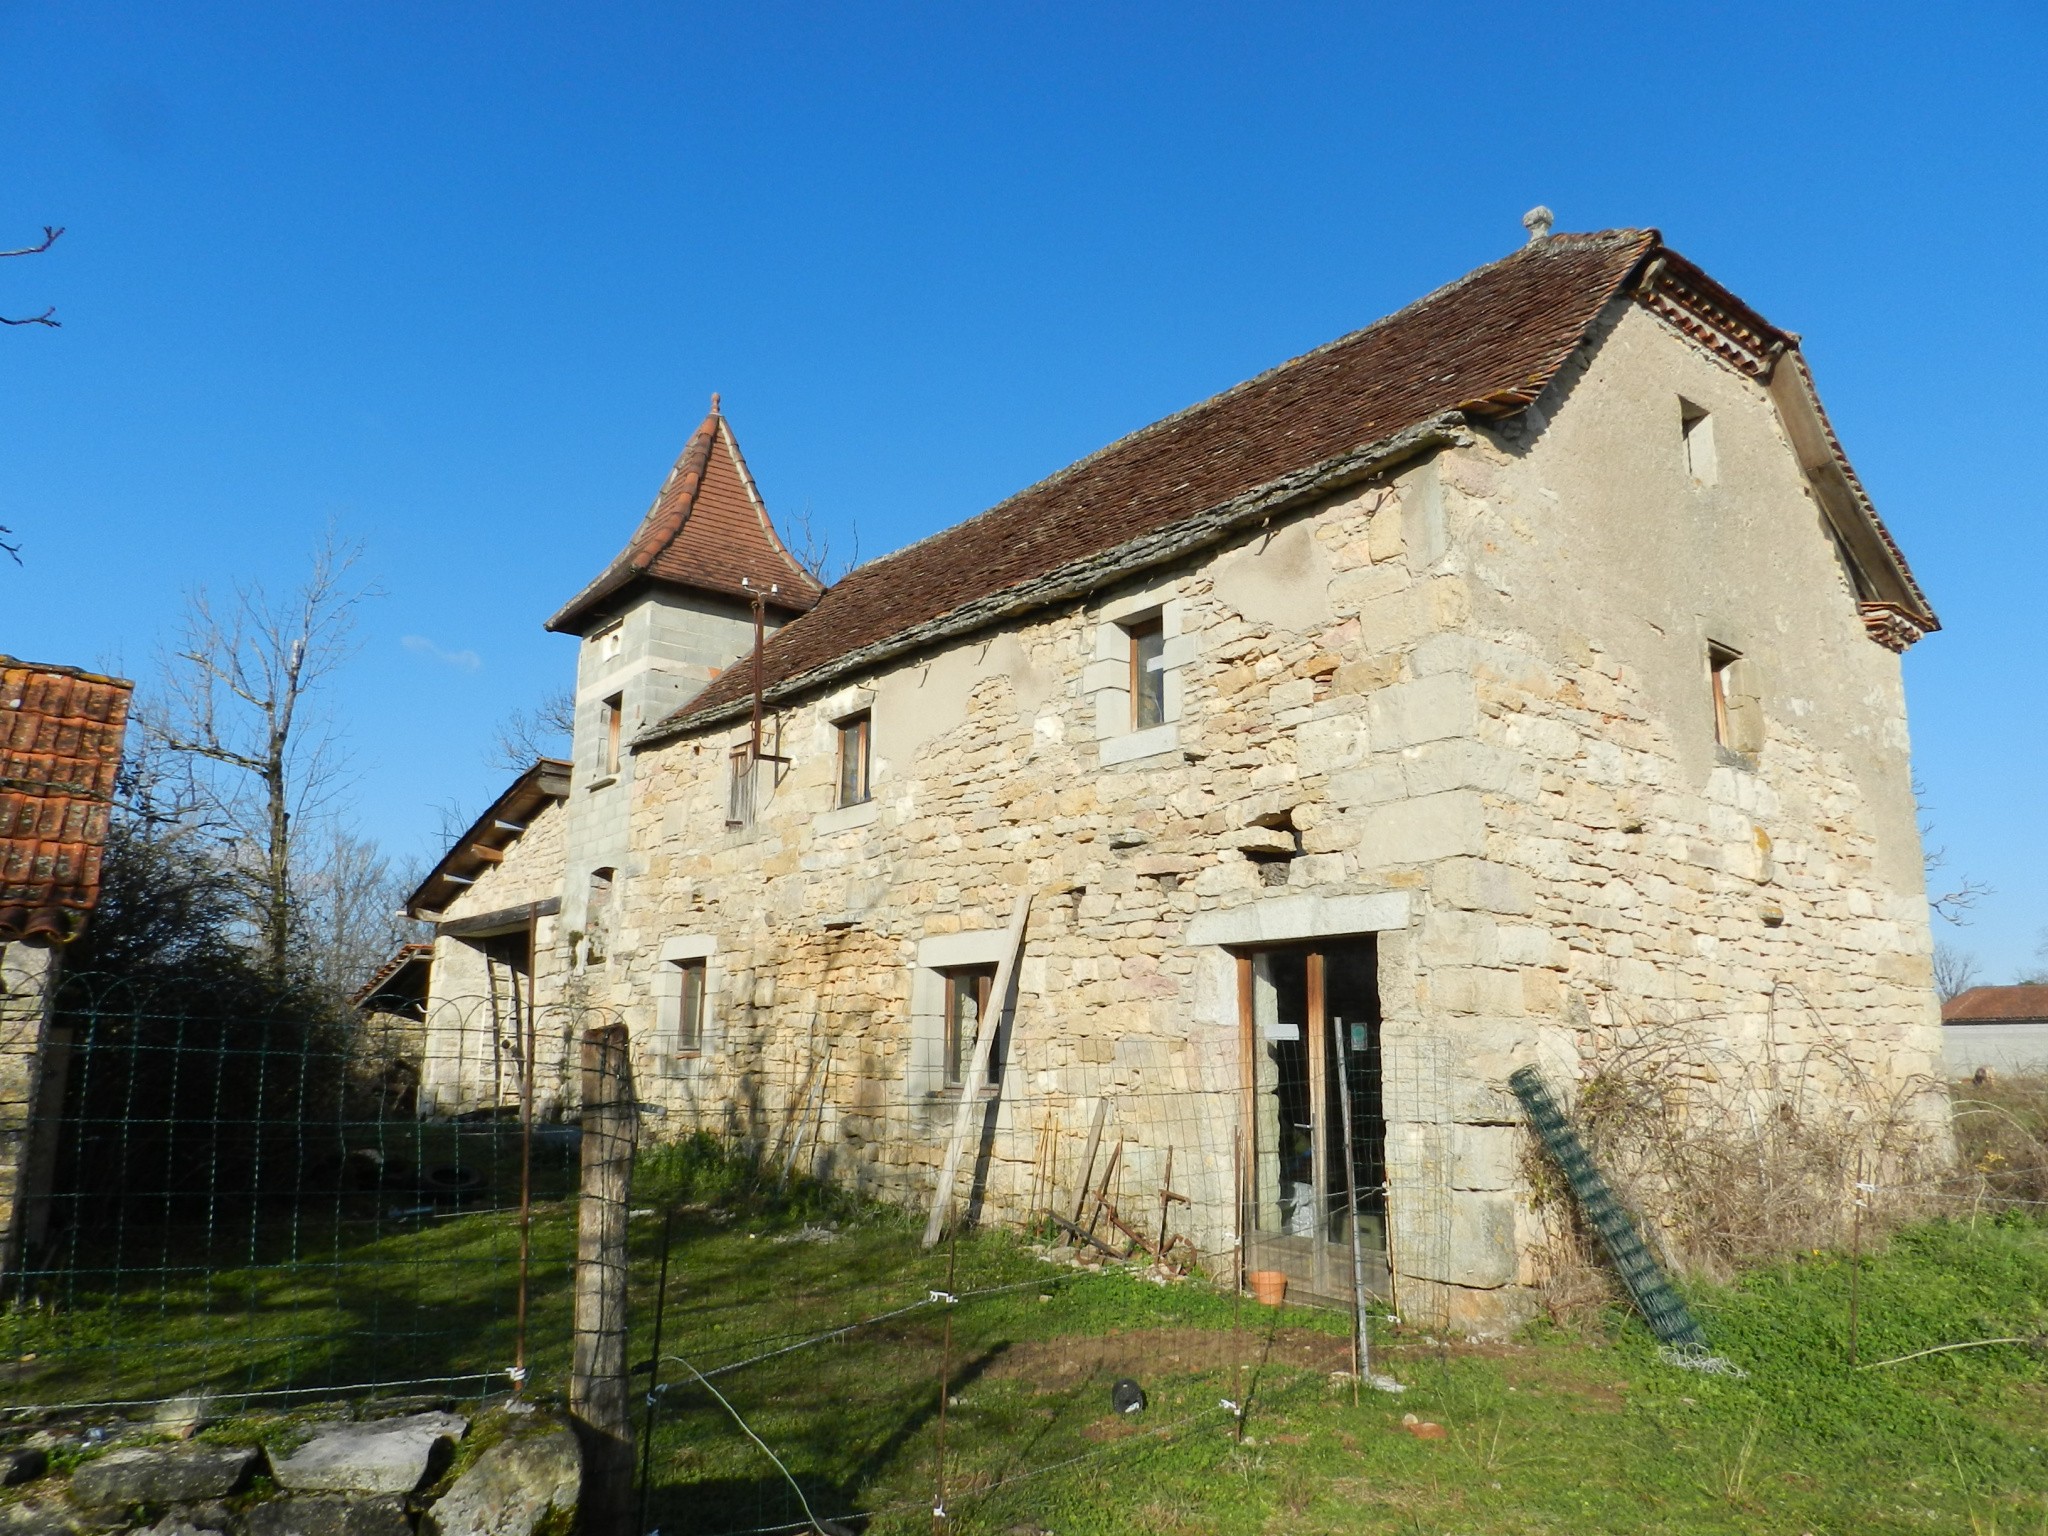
<box><xmin>0</xmin><ymin>657</ymin><xmax>133</xmax><ymax>946</ymax></box>
<box><xmin>547</xmin><ymin>399</ymin><xmax>824</xmax><ymax>635</ymax></box>
<box><xmin>650</xmin><ymin>229</ymin><xmax>1661</xmax><ymax>736</ymax></box>
<box><xmin>405</xmin><ymin>758</ymin><xmax>571</xmax><ymax>919</ymax></box>
<box><xmin>1944</xmin><ymin>986</ymin><xmax>2048</xmax><ymax>1024</ymax></box>
<box><xmin>353</xmin><ymin>941</ymin><xmax>434</xmax><ymax>1010</ymax></box>
<box><xmin>645</xmin><ymin>227</ymin><xmax>1929</xmax><ymax>745</ymax></box>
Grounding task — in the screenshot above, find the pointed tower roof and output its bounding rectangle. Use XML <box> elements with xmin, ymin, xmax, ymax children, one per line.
<box><xmin>547</xmin><ymin>397</ymin><xmax>824</xmax><ymax>634</ymax></box>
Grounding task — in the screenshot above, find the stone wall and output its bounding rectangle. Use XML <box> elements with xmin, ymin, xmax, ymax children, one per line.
<box><xmin>0</xmin><ymin>1399</ymin><xmax>578</xmax><ymax>1536</ymax></box>
<box><xmin>551</xmin><ymin>300</ymin><xmax>1942</xmax><ymax>1330</ymax></box>
<box><xmin>0</xmin><ymin>943</ymin><xmax>60</xmax><ymax>1286</ymax></box>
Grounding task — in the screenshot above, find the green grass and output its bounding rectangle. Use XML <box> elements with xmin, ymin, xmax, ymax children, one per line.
<box><xmin>618</xmin><ymin>1142</ymin><xmax>2048</xmax><ymax>1535</ymax></box>
<box><xmin>8</xmin><ymin>1135</ymin><xmax>2048</xmax><ymax>1534</ymax></box>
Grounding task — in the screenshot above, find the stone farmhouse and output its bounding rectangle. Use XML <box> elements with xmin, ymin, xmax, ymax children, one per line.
<box><xmin>404</xmin><ymin>221</ymin><xmax>1945</xmax><ymax>1326</ymax></box>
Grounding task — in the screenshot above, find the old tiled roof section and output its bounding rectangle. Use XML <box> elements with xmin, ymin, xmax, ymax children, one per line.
<box><xmin>547</xmin><ymin>400</ymin><xmax>824</xmax><ymax>634</ymax></box>
<box><xmin>1944</xmin><ymin>986</ymin><xmax>2048</xmax><ymax>1024</ymax></box>
<box><xmin>0</xmin><ymin>657</ymin><xmax>133</xmax><ymax>946</ymax></box>
<box><xmin>406</xmin><ymin>757</ymin><xmax>572</xmax><ymax>919</ymax></box>
<box><xmin>353</xmin><ymin>941</ymin><xmax>434</xmax><ymax>1009</ymax></box>
<box><xmin>657</xmin><ymin>229</ymin><xmax>1662</xmax><ymax>732</ymax></box>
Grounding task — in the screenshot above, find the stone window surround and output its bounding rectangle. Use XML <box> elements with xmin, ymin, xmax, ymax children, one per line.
<box><xmin>655</xmin><ymin>934</ymin><xmax>720</xmax><ymax>1066</ymax></box>
<box><xmin>1184</xmin><ymin>890</ymin><xmax>1411</xmax><ymax>950</ymax></box>
<box><xmin>1185</xmin><ymin>892</ymin><xmax>1411</xmax><ymax>1047</ymax></box>
<box><xmin>813</xmin><ymin>687</ymin><xmax>882</xmax><ymax>834</ymax></box>
<box><xmin>1084</xmin><ymin>584</ymin><xmax>1198</xmax><ymax>767</ymax></box>
<box><xmin>908</xmin><ymin>929</ymin><xmax>1017</xmax><ymax>1100</ymax></box>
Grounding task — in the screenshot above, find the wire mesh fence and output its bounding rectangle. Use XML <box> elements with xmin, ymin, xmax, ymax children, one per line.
<box><xmin>5</xmin><ymin>955</ymin><xmax>2045</xmax><ymax>1533</ymax></box>
<box><xmin>0</xmin><ymin>976</ymin><xmax>589</xmax><ymax>1412</ymax></box>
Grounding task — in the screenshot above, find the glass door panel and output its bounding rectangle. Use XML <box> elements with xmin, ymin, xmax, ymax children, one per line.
<box><xmin>1241</xmin><ymin>937</ymin><xmax>1388</xmax><ymax>1302</ymax></box>
<box><xmin>1250</xmin><ymin>951</ymin><xmax>1313</xmax><ymax>1236</ymax></box>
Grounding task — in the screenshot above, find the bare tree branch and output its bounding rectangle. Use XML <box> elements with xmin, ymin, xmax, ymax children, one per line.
<box><xmin>0</xmin><ymin>226</ymin><xmax>63</xmax><ymax>260</ymax></box>
<box><xmin>780</xmin><ymin>501</ymin><xmax>862</xmax><ymax>586</ymax></box>
<box><xmin>2</xmin><ymin>225</ymin><xmax>64</xmax><ymax>327</ymax></box>
<box><xmin>1917</xmin><ymin>775</ymin><xmax>1991</xmax><ymax>926</ymax></box>
<box><xmin>487</xmin><ymin>687</ymin><xmax>576</xmax><ymax>771</ymax></box>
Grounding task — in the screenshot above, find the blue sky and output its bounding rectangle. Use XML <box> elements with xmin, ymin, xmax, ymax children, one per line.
<box><xmin>3</xmin><ymin>3</ymin><xmax>2043</xmax><ymax>978</ymax></box>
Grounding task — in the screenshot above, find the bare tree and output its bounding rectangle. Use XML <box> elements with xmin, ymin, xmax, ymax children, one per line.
<box><xmin>298</xmin><ymin>826</ymin><xmax>426</xmax><ymax>1000</ymax></box>
<box><xmin>2018</xmin><ymin>927</ymin><xmax>2048</xmax><ymax>986</ymax></box>
<box><xmin>1933</xmin><ymin>941</ymin><xmax>1982</xmax><ymax>1003</ymax></box>
<box><xmin>780</xmin><ymin>502</ymin><xmax>862</xmax><ymax>586</ymax></box>
<box><xmin>487</xmin><ymin>687</ymin><xmax>576</xmax><ymax>771</ymax></box>
<box><xmin>144</xmin><ymin>531</ymin><xmax>377</xmax><ymax>975</ymax></box>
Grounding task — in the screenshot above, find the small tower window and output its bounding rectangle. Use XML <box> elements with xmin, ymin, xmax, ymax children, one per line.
<box><xmin>600</xmin><ymin>694</ymin><xmax>623</xmax><ymax>776</ymax></box>
<box><xmin>584</xmin><ymin>867</ymin><xmax>616</xmax><ymax>964</ymax></box>
<box><xmin>1680</xmin><ymin>398</ymin><xmax>1717</xmax><ymax>486</ymax></box>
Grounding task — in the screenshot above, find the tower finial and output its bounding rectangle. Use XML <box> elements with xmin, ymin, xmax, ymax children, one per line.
<box><xmin>710</xmin><ymin>391</ymin><xmax>722</xmax><ymax>414</ymax></box>
<box><xmin>1522</xmin><ymin>206</ymin><xmax>1555</xmax><ymax>244</ymax></box>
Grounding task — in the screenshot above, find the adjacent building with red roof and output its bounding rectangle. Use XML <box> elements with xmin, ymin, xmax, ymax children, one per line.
<box><xmin>1943</xmin><ymin>986</ymin><xmax>2048</xmax><ymax>1078</ymax></box>
<box><xmin>1</xmin><ymin>655</ymin><xmax>132</xmax><ymax>1281</ymax></box>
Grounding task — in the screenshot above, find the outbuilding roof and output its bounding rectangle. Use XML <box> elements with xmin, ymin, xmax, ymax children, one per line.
<box><xmin>641</xmin><ymin>227</ymin><xmax>1935</xmax><ymax>746</ymax></box>
<box><xmin>405</xmin><ymin>758</ymin><xmax>571</xmax><ymax>920</ymax></box>
<box><xmin>0</xmin><ymin>656</ymin><xmax>133</xmax><ymax>946</ymax></box>
<box><xmin>547</xmin><ymin>399</ymin><xmax>823</xmax><ymax>635</ymax></box>
<box><xmin>1944</xmin><ymin>986</ymin><xmax>2048</xmax><ymax>1025</ymax></box>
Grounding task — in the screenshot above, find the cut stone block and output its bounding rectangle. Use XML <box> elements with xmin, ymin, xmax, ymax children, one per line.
<box><xmin>0</xmin><ymin>1497</ymin><xmax>89</xmax><ymax>1536</ymax></box>
<box><xmin>272</xmin><ymin>1413</ymin><xmax>467</xmax><ymax>1496</ymax></box>
<box><xmin>425</xmin><ymin>1424</ymin><xmax>580</xmax><ymax>1536</ymax></box>
<box><xmin>70</xmin><ymin>1445</ymin><xmax>260</xmax><ymax>1508</ymax></box>
<box><xmin>246</xmin><ymin>1495</ymin><xmax>413</xmax><ymax>1536</ymax></box>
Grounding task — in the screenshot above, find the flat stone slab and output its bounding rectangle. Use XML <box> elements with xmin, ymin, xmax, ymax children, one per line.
<box><xmin>273</xmin><ymin>1413</ymin><xmax>467</xmax><ymax>1497</ymax></box>
<box><xmin>426</xmin><ymin>1424</ymin><xmax>578</xmax><ymax>1536</ymax></box>
<box><xmin>246</xmin><ymin>1495</ymin><xmax>412</xmax><ymax>1536</ymax></box>
<box><xmin>0</xmin><ymin>1496</ymin><xmax>91</xmax><ymax>1536</ymax></box>
<box><xmin>70</xmin><ymin>1445</ymin><xmax>260</xmax><ymax>1507</ymax></box>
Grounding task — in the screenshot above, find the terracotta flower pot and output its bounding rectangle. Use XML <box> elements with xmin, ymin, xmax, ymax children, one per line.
<box><xmin>1247</xmin><ymin>1269</ymin><xmax>1288</xmax><ymax>1307</ymax></box>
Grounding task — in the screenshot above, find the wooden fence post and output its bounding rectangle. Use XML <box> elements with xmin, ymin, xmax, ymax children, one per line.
<box><xmin>573</xmin><ymin>1023</ymin><xmax>636</xmax><ymax>1536</ymax></box>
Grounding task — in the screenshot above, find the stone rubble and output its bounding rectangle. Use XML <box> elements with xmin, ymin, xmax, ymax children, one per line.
<box><xmin>0</xmin><ymin>1404</ymin><xmax>577</xmax><ymax>1536</ymax></box>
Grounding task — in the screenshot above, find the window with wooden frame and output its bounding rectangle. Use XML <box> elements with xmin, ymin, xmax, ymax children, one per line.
<box><xmin>941</xmin><ymin>965</ymin><xmax>997</xmax><ymax>1089</ymax></box>
<box><xmin>835</xmin><ymin>712</ymin><xmax>871</xmax><ymax>808</ymax></box>
<box><xmin>1709</xmin><ymin>645</ymin><xmax>1736</xmax><ymax>747</ymax></box>
<box><xmin>726</xmin><ymin>744</ymin><xmax>754</xmax><ymax>826</ymax></box>
<box><xmin>672</xmin><ymin>957</ymin><xmax>706</xmax><ymax>1055</ymax></box>
<box><xmin>1124</xmin><ymin>614</ymin><xmax>1167</xmax><ymax>731</ymax></box>
<box><xmin>1708</xmin><ymin>642</ymin><xmax>1761</xmax><ymax>756</ymax></box>
<box><xmin>600</xmin><ymin>694</ymin><xmax>624</xmax><ymax>776</ymax></box>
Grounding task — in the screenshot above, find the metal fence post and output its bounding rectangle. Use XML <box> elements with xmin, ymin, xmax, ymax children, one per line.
<box><xmin>573</xmin><ymin>1023</ymin><xmax>636</xmax><ymax>1536</ymax></box>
